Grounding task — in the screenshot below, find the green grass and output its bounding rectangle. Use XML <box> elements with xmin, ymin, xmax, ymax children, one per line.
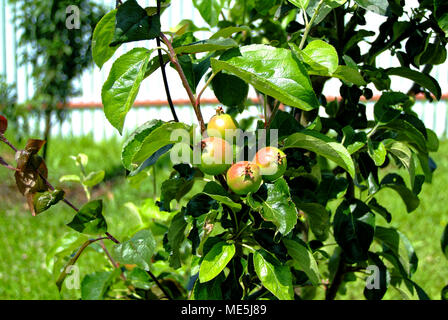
<box><xmin>0</xmin><ymin>133</ymin><xmax>447</xmax><ymax>300</ymax></box>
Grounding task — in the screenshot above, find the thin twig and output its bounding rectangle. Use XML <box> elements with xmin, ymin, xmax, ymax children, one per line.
<box><xmin>156</xmin><ymin>0</ymin><xmax>178</xmax><ymax>122</ymax></box>
<box><xmin>299</xmin><ymin>0</ymin><xmax>325</xmax><ymax>50</ymax></box>
<box><xmin>55</xmin><ymin>236</ymin><xmax>108</xmax><ymax>290</ymax></box>
<box><xmin>99</xmin><ymin>239</ymin><xmax>127</xmax><ymax>282</ymax></box>
<box><xmin>146</xmin><ymin>269</ymin><xmax>172</xmax><ymax>300</ymax></box>
<box><xmin>160</xmin><ymin>33</ymin><xmax>206</xmax><ymax>134</ymax></box>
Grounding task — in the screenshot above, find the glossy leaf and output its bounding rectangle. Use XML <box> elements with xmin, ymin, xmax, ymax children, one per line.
<box><xmin>109</xmin><ymin>0</ymin><xmax>160</xmax><ymax>47</ymax></box>
<box><xmin>33</xmin><ymin>189</ymin><xmax>65</xmax><ymax>215</ymax></box>
<box><xmin>380</xmin><ymin>174</ymin><xmax>419</xmax><ymax>213</ymax></box>
<box><xmin>112</xmin><ymin>229</ymin><xmax>156</xmax><ymax>271</ymax></box>
<box><xmin>211</xmin><ymin>44</ymin><xmax>319</xmax><ymax>111</ymax></box>
<box><xmin>92</xmin><ymin>10</ymin><xmax>118</xmax><ymax>69</ymax></box>
<box><xmin>283</xmin><ymin>238</ymin><xmax>320</xmax><ymax>286</ymax></box>
<box><xmin>332</xmin><ymin>66</ymin><xmax>367</xmax><ymax>86</ymax></box>
<box><xmin>83</xmin><ymin>170</ymin><xmax>105</xmax><ymax>187</ymax></box>
<box><xmin>386</xmin><ymin>67</ymin><xmax>441</xmax><ymax>100</ymax></box>
<box><xmin>355</xmin><ymin>0</ymin><xmax>388</xmax><ymax>15</ymax></box>
<box><xmin>81</xmin><ymin>269</ymin><xmax>120</xmax><ymax>300</ymax></box>
<box><xmin>284</xmin><ymin>130</ymin><xmax>355</xmax><ymax>178</ymax></box>
<box><xmin>166</xmin><ymin>211</ymin><xmax>188</xmax><ymax>269</ymax></box>
<box><xmin>192</xmin><ymin>0</ymin><xmax>226</xmax><ymax>27</ymax></box>
<box><xmin>121</xmin><ymin>120</ymin><xmax>190</xmax><ymax>171</ymax></box>
<box><xmin>67</xmin><ymin>200</ymin><xmax>107</xmax><ymax>235</ymax></box>
<box><xmin>202</xmin><ymin>181</ymin><xmax>242</xmax><ymax>212</ymax></box>
<box><xmin>253</xmin><ymin>249</ymin><xmax>294</xmax><ymax>300</ymax></box>
<box><xmin>199</xmin><ymin>241</ymin><xmax>235</xmax><ymax>283</ymax></box>
<box><xmin>289</xmin><ymin>0</ymin><xmax>310</xmax><ymax>10</ymax></box>
<box><xmin>333</xmin><ymin>199</ymin><xmax>375</xmax><ymax>263</ymax></box>
<box><xmin>374</xmin><ymin>92</ymin><xmax>408</xmax><ymax>124</ymax></box>
<box><xmin>367</xmin><ymin>140</ymin><xmax>386</xmax><ymax>166</ymax></box>
<box><xmin>102</xmin><ymin>48</ymin><xmax>153</xmax><ymax>134</ymax></box>
<box><xmin>210</xmin><ymin>26</ymin><xmax>251</xmax><ymax>39</ymax></box>
<box><xmin>174</xmin><ymin>38</ymin><xmax>238</xmax><ymax>55</ymax></box>
<box><xmin>249</xmin><ymin>179</ymin><xmax>298</xmax><ymax>236</ymax></box>
<box><xmin>301</xmin><ymin>40</ymin><xmax>339</xmax><ymax>75</ymax></box>
<box><xmin>435</xmin><ymin>0</ymin><xmax>448</xmax><ymax>34</ymax></box>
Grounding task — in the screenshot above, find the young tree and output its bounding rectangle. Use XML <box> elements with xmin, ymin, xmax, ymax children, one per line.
<box><xmin>9</xmin><ymin>0</ymin><xmax>107</xmax><ymax>159</ymax></box>
<box><xmin>1</xmin><ymin>0</ymin><xmax>448</xmax><ymax>300</ymax></box>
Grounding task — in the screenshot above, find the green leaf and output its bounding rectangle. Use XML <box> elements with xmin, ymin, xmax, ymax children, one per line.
<box><xmin>102</xmin><ymin>48</ymin><xmax>153</xmax><ymax>134</ymax></box>
<box><xmin>380</xmin><ymin>118</ymin><xmax>428</xmax><ymax>154</ymax></box>
<box><xmin>342</xmin><ymin>126</ymin><xmax>367</xmax><ymax>155</ymax></box>
<box><xmin>211</xmin><ymin>72</ymin><xmax>248</xmax><ymax>107</ymax></box>
<box><xmin>67</xmin><ymin>200</ymin><xmax>107</xmax><ymax>235</ymax></box>
<box><xmin>109</xmin><ymin>0</ymin><xmax>160</xmax><ymax>47</ymax></box>
<box><xmin>193</xmin><ymin>273</ymin><xmax>225</xmax><ymax>299</ymax></box>
<box><xmin>253</xmin><ymin>249</ymin><xmax>294</xmax><ymax>300</ymax></box>
<box><xmin>380</xmin><ymin>174</ymin><xmax>419</xmax><ymax>213</ymax></box>
<box><xmin>375</xmin><ymin>226</ymin><xmax>418</xmax><ymax>276</ymax></box>
<box><xmin>199</xmin><ymin>242</ymin><xmax>236</xmax><ymax>283</ymax></box>
<box><xmin>59</xmin><ymin>175</ymin><xmax>81</xmax><ymax>183</ymax></box>
<box><xmin>289</xmin><ymin>0</ymin><xmax>310</xmax><ymax>10</ymax></box>
<box><xmin>386</xmin><ymin>141</ymin><xmax>415</xmax><ymax>187</ymax></box>
<box><xmin>367</xmin><ymin>140</ymin><xmax>386</xmax><ymax>166</ymax></box>
<box><xmin>81</xmin><ymin>269</ymin><xmax>120</xmax><ymax>300</ymax></box>
<box><xmin>32</xmin><ymin>189</ymin><xmax>65</xmax><ymax>215</ymax></box>
<box><xmin>386</xmin><ymin>67</ymin><xmax>441</xmax><ymax>100</ymax></box>
<box><xmin>363</xmin><ymin>252</ymin><xmax>389</xmax><ymax>300</ymax></box>
<box><xmin>45</xmin><ymin>232</ymin><xmax>89</xmax><ymax>274</ymax></box>
<box><xmin>355</xmin><ymin>0</ymin><xmax>389</xmax><ymax>15</ymax></box>
<box><xmin>368</xmin><ymin>198</ymin><xmax>391</xmax><ymax>223</ymax></box>
<box><xmin>442</xmin><ymin>224</ymin><xmax>448</xmax><ymax>260</ymax></box>
<box><xmin>435</xmin><ymin>0</ymin><xmax>448</xmax><ymax>34</ymax></box>
<box><xmin>293</xmin><ymin>200</ymin><xmax>330</xmax><ymax>241</ymax></box>
<box><xmin>112</xmin><ymin>229</ymin><xmax>156</xmax><ymax>271</ymax></box>
<box><xmin>82</xmin><ymin>171</ymin><xmax>105</xmax><ymax>187</ymax></box>
<box><xmin>92</xmin><ymin>10</ymin><xmax>118</xmax><ymax>69</ymax></box>
<box><xmin>374</xmin><ymin>92</ymin><xmax>408</xmax><ymax>124</ymax></box>
<box><xmin>284</xmin><ymin>130</ymin><xmax>355</xmax><ymax>178</ymax></box>
<box><xmin>210</xmin><ymin>26</ymin><xmax>251</xmax><ymax>39</ymax></box>
<box><xmin>121</xmin><ymin>120</ymin><xmax>190</xmax><ymax>171</ymax></box>
<box><xmin>211</xmin><ymin>44</ymin><xmax>319</xmax><ymax>111</ymax></box>
<box><xmin>166</xmin><ymin>211</ymin><xmax>188</xmax><ymax>269</ymax></box>
<box><xmin>283</xmin><ymin>239</ymin><xmax>320</xmax><ymax>286</ymax></box>
<box><xmin>426</xmin><ymin>128</ymin><xmax>439</xmax><ymax>152</ymax></box>
<box><xmin>193</xmin><ymin>0</ymin><xmax>226</xmax><ymax>27</ymax></box>
<box><xmin>202</xmin><ymin>181</ymin><xmax>242</xmax><ymax>212</ymax></box>
<box><xmin>332</xmin><ymin>65</ymin><xmax>367</xmax><ymax>86</ymax></box>
<box><xmin>249</xmin><ymin>179</ymin><xmax>298</xmax><ymax>236</ymax></box>
<box><xmin>301</xmin><ymin>40</ymin><xmax>339</xmax><ymax>75</ymax></box>
<box><xmin>174</xmin><ymin>38</ymin><xmax>238</xmax><ymax>55</ymax></box>
<box><xmin>333</xmin><ymin>199</ymin><xmax>376</xmax><ymax>263</ymax></box>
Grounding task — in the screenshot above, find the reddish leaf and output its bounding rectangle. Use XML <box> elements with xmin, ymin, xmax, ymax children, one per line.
<box><xmin>0</xmin><ymin>115</ymin><xmax>7</xmax><ymax>134</ymax></box>
<box><xmin>14</xmin><ymin>139</ymin><xmax>49</xmax><ymax>199</ymax></box>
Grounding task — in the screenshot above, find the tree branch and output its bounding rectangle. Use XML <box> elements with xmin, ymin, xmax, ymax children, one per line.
<box><xmin>156</xmin><ymin>0</ymin><xmax>178</xmax><ymax>122</ymax></box>
<box><xmin>160</xmin><ymin>33</ymin><xmax>206</xmax><ymax>134</ymax></box>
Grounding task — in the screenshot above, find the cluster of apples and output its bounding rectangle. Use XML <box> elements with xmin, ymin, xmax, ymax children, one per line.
<box><xmin>198</xmin><ymin>107</ymin><xmax>287</xmax><ymax>195</ymax></box>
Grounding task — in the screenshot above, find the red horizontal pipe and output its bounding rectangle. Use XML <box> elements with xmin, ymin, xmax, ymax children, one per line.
<box><xmin>63</xmin><ymin>92</ymin><xmax>448</xmax><ymax>109</ymax></box>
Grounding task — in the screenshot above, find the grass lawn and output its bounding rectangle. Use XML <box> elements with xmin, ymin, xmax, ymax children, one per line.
<box><xmin>0</xmin><ymin>133</ymin><xmax>447</xmax><ymax>300</ymax></box>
